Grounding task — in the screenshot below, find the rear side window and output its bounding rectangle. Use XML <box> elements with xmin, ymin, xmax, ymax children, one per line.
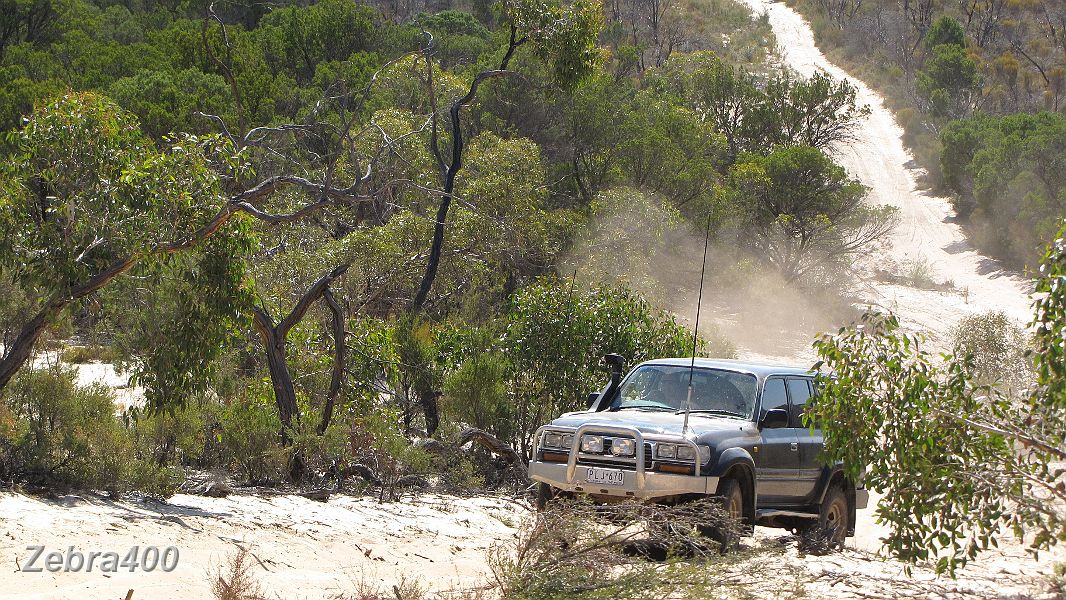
<box><xmin>761</xmin><ymin>378</ymin><xmax>788</xmax><ymax>417</ymax></box>
<box><xmin>786</xmin><ymin>379</ymin><xmax>812</xmax><ymax>428</ymax></box>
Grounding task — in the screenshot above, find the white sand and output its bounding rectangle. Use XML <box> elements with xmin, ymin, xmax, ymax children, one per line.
<box><xmin>0</xmin><ymin>491</ymin><xmax>525</xmax><ymax>599</ymax></box>
<box><xmin>2</xmin><ymin>489</ymin><xmax>1060</xmax><ymax>599</ymax></box>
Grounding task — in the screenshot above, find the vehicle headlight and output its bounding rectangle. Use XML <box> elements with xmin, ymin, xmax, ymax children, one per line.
<box><xmin>655</xmin><ymin>443</ymin><xmax>710</xmax><ymax>462</ymax></box>
<box><xmin>580</xmin><ymin>435</ymin><xmax>604</xmax><ymax>453</ymax></box>
<box><xmin>610</xmin><ymin>438</ymin><xmax>636</xmax><ymax>457</ymax></box>
<box><xmin>543</xmin><ymin>432</ymin><xmax>574</xmax><ymax>449</ymax></box>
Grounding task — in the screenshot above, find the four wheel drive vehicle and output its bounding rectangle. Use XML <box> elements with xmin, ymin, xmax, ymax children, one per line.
<box><xmin>528</xmin><ymin>357</ymin><xmax>869</xmax><ymax>543</ymax></box>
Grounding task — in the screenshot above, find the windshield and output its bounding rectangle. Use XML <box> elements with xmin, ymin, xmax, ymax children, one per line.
<box><xmin>612</xmin><ymin>365</ymin><xmax>758</xmax><ymax>418</ymax></box>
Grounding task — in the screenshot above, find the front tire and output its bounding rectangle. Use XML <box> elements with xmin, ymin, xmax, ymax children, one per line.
<box><xmin>699</xmin><ymin>476</ymin><xmax>745</xmax><ymax>551</ymax></box>
<box><xmin>534</xmin><ymin>482</ymin><xmax>557</xmax><ymax>511</ymax></box>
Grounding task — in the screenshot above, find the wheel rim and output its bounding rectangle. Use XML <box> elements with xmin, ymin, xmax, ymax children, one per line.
<box><xmin>727</xmin><ymin>487</ymin><xmax>743</xmax><ymax>520</ymax></box>
<box><xmin>825</xmin><ymin>498</ymin><xmax>846</xmax><ymax>542</ymax></box>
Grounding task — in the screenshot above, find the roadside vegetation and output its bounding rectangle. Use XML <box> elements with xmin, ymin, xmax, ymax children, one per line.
<box><xmin>786</xmin><ymin>0</ymin><xmax>1066</xmax><ymax>270</ymax></box>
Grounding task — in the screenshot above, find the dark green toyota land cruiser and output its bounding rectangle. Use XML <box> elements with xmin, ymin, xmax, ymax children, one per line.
<box><xmin>528</xmin><ymin>357</ymin><xmax>869</xmax><ymax>543</ymax></box>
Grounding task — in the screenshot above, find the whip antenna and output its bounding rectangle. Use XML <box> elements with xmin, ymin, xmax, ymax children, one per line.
<box><xmin>682</xmin><ymin>213</ymin><xmax>712</xmax><ymax>434</ymax></box>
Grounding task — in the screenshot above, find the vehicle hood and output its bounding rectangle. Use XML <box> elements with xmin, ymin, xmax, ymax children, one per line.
<box><xmin>549</xmin><ymin>409</ymin><xmax>756</xmax><ymax>442</ymax></box>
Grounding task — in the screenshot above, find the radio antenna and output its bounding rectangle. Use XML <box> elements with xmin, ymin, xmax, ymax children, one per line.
<box><xmin>682</xmin><ymin>213</ymin><xmax>712</xmax><ymax>434</ymax></box>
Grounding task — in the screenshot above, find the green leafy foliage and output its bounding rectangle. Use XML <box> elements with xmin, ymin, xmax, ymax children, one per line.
<box><xmin>917</xmin><ymin>43</ymin><xmax>980</xmax><ymax>118</ymax></box>
<box><xmin>656</xmin><ymin>52</ymin><xmax>870</xmax><ymax>156</ymax></box>
<box><xmin>443</xmin><ymin>345</ymin><xmax>511</xmax><ymax>439</ymax></box>
<box><xmin>0</xmin><ymin>92</ymin><xmax>230</xmax><ymax>292</ymax></box>
<box><xmin>503</xmin><ymin>0</ymin><xmax>603</xmax><ymax>86</ymax></box>
<box><xmin>811</xmin><ymin>312</ymin><xmax>1014</xmax><ymax>573</ymax></box>
<box><xmin>218</xmin><ymin>385</ymin><xmax>286</xmax><ymax>483</ymax></box>
<box><xmin>951</xmin><ymin>311</ymin><xmax>1032</xmax><ymax>396</ymax></box>
<box><xmin>924</xmin><ymin>16</ymin><xmax>966</xmax><ymax>50</ymax></box>
<box><xmin>503</xmin><ymin>278</ymin><xmax>732</xmax><ymax>456</ymax></box>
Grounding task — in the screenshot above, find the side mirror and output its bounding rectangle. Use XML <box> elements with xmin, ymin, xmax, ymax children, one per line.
<box><xmin>760</xmin><ymin>408</ymin><xmax>789</xmax><ymax>429</ymax></box>
<box><xmin>587</xmin><ymin>392</ymin><xmax>600</xmax><ymax>409</ymax></box>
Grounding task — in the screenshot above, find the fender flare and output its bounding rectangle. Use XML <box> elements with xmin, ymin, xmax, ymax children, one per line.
<box><xmin>814</xmin><ymin>466</ymin><xmax>858</xmax><ymax>534</ymax></box>
<box><xmin>707</xmin><ymin>448</ymin><xmax>757</xmax><ymax>522</ymax></box>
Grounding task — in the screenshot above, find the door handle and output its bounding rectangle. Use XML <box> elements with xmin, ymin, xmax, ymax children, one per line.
<box><xmin>790</xmin><ymin>442</ymin><xmax>798</xmax><ymax>452</ymax></box>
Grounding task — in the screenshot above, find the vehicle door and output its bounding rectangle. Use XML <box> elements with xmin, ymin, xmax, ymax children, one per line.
<box><xmin>787</xmin><ymin>377</ymin><xmax>822</xmax><ymax>500</ymax></box>
<box><xmin>755</xmin><ymin>376</ymin><xmax>802</xmax><ymax>505</ymax></box>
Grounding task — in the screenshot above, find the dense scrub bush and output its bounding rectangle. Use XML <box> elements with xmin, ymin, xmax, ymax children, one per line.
<box><xmin>127</xmin><ymin>401</ymin><xmax>209</xmax><ymax>468</ymax></box>
<box><xmin>940</xmin><ymin>112</ymin><xmax>1066</xmax><ymax>268</ymax></box>
<box><xmin>0</xmin><ymin>366</ymin><xmax>178</xmax><ymax>496</ymax></box>
<box><xmin>502</xmin><ymin>278</ymin><xmax>733</xmax><ymax>457</ymax></box>
<box><xmin>349</xmin><ymin>409</ymin><xmax>432</xmax><ymax>500</ymax></box>
<box><xmin>218</xmin><ymin>387</ymin><xmax>287</xmax><ymax>484</ymax></box>
<box><xmin>950</xmin><ymin>311</ymin><xmax>1033</xmax><ymax>397</ymax></box>
<box><xmin>443</xmin><ymin>350</ymin><xmax>511</xmax><ymax>440</ymax></box>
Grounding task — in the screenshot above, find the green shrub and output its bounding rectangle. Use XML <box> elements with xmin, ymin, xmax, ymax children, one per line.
<box><xmin>288</xmin><ymin>406</ymin><xmax>351</xmax><ymax>485</ymax></box>
<box><xmin>350</xmin><ymin>408</ymin><xmax>432</xmax><ymax>500</ymax></box>
<box><xmin>218</xmin><ymin>387</ymin><xmax>286</xmax><ymax>484</ymax></box>
<box><xmin>503</xmin><ymin>278</ymin><xmax>733</xmax><ymax>458</ymax></box>
<box><xmin>60</xmin><ymin>345</ymin><xmax>117</xmax><ymax>364</ymax></box>
<box><xmin>951</xmin><ymin>311</ymin><xmax>1033</xmax><ymax>397</ymax></box>
<box><xmin>127</xmin><ymin>401</ymin><xmax>209</xmax><ymax>467</ymax></box>
<box><xmin>0</xmin><ymin>365</ymin><xmax>178</xmax><ymax>496</ymax></box>
<box><xmin>443</xmin><ymin>350</ymin><xmax>512</xmax><ymax>440</ymax></box>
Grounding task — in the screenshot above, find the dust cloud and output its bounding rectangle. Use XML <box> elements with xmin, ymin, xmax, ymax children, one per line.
<box><xmin>560</xmin><ymin>189</ymin><xmax>858</xmax><ymax>366</ymax></box>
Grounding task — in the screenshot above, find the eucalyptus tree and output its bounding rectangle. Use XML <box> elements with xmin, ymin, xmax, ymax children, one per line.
<box><xmin>729</xmin><ymin>145</ymin><xmax>897</xmax><ymax>283</ymax></box>
<box><xmin>656</xmin><ymin>52</ymin><xmax>869</xmax><ymax>157</ymax></box>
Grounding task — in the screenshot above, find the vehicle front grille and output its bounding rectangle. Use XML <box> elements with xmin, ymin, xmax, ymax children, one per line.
<box><xmin>572</xmin><ymin>442</ymin><xmax>655</xmax><ymax>471</ymax></box>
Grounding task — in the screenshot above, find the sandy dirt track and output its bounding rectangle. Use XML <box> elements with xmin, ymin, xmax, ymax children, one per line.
<box><xmin>737</xmin><ymin>0</ymin><xmax>1034</xmax><ymax>346</ymax></box>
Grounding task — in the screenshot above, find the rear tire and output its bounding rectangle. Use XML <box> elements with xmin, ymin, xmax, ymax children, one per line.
<box><xmin>816</xmin><ymin>485</ymin><xmax>849</xmax><ymax>548</ymax></box>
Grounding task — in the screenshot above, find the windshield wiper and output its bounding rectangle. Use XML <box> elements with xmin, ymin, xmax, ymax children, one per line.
<box><xmin>615</xmin><ymin>404</ymin><xmax>675</xmax><ymax>412</ymax></box>
<box><xmin>687</xmin><ymin>409</ymin><xmax>745</xmax><ymax>418</ymax></box>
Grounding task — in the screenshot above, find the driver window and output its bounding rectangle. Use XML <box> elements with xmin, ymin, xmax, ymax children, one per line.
<box><xmin>786</xmin><ymin>378</ymin><xmax>812</xmax><ymax>428</ymax></box>
<box><xmin>761</xmin><ymin>378</ymin><xmax>788</xmax><ymax>418</ymax></box>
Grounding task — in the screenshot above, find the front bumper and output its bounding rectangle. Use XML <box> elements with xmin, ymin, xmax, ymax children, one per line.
<box><xmin>530</xmin><ymin>459</ymin><xmax>720</xmax><ymax>499</ymax></box>
<box><xmin>529</xmin><ymin>423</ymin><xmax>719</xmax><ymax>500</ymax></box>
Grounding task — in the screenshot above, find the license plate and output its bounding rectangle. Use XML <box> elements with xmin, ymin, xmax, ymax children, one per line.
<box><xmin>585</xmin><ymin>467</ymin><xmax>625</xmax><ymax>486</ymax></box>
